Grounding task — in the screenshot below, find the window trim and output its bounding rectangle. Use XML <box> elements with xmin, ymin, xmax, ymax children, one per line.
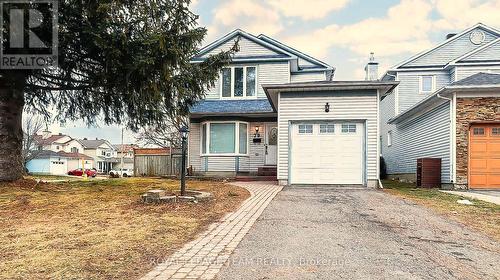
<box><xmin>200</xmin><ymin>121</ymin><xmax>249</xmax><ymax>156</ymax></box>
<box><xmin>419</xmin><ymin>75</ymin><xmax>436</xmax><ymax>94</ymax></box>
<box><xmin>220</xmin><ymin>66</ymin><xmax>258</xmax><ymax>99</ymax></box>
<box><xmin>492</xmin><ymin>127</ymin><xmax>500</xmax><ymax>136</ymax></box>
<box><xmin>341</xmin><ymin>124</ymin><xmax>357</xmax><ymax>134</ymax></box>
<box><xmin>319</xmin><ymin>123</ymin><xmax>335</xmax><ymax>134</ymax></box>
<box><xmin>298</xmin><ymin>124</ymin><xmax>313</xmax><ymax>134</ymax></box>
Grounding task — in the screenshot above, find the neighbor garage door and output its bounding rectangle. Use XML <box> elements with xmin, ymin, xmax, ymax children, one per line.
<box><xmin>290</xmin><ymin>122</ymin><xmax>364</xmax><ymax>185</ymax></box>
<box><xmin>469</xmin><ymin>124</ymin><xmax>500</xmax><ymax>189</ymax></box>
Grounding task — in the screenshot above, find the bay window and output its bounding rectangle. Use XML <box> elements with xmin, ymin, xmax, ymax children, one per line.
<box><xmin>220</xmin><ymin>66</ymin><xmax>257</xmax><ymax>98</ymax></box>
<box><xmin>201</xmin><ymin>121</ymin><xmax>249</xmax><ymax>155</ymax></box>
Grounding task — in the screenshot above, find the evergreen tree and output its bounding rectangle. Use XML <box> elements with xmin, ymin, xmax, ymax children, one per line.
<box><xmin>0</xmin><ymin>0</ymin><xmax>234</xmax><ymax>181</ymax></box>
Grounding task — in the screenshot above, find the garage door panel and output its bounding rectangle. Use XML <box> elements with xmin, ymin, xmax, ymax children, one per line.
<box><xmin>470</xmin><ymin>159</ymin><xmax>487</xmax><ymax>171</ymax></box>
<box><xmin>489</xmin><ymin>142</ymin><xmax>500</xmax><ymax>153</ymax></box>
<box><xmin>470</xmin><ymin>124</ymin><xmax>500</xmax><ymax>189</ymax></box>
<box><xmin>291</xmin><ymin>122</ymin><xmax>364</xmax><ymax>185</ymax></box>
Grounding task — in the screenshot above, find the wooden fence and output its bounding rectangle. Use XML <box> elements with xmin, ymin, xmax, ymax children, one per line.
<box><xmin>133</xmin><ymin>148</ymin><xmax>182</xmax><ymax>177</ymax></box>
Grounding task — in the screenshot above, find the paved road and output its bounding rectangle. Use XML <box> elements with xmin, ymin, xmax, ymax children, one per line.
<box><xmin>218</xmin><ymin>186</ymin><xmax>500</xmax><ymax>280</ymax></box>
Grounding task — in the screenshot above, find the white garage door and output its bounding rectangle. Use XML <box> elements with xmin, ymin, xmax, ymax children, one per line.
<box><xmin>290</xmin><ymin>122</ymin><xmax>364</xmax><ymax>185</ymax></box>
<box><xmin>50</xmin><ymin>160</ymin><xmax>67</xmax><ymax>175</ymax></box>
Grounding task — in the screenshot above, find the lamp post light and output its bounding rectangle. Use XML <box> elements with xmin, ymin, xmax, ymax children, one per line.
<box><xmin>180</xmin><ymin>125</ymin><xmax>189</xmax><ymax>196</ymax></box>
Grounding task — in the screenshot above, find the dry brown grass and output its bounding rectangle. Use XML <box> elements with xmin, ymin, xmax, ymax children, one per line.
<box><xmin>383</xmin><ymin>180</ymin><xmax>500</xmax><ymax>241</ymax></box>
<box><xmin>0</xmin><ymin>178</ymin><xmax>249</xmax><ymax>280</ymax></box>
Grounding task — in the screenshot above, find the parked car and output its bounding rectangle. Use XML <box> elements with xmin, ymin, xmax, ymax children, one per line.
<box><xmin>68</xmin><ymin>168</ymin><xmax>97</xmax><ymax>177</ymax></box>
<box><xmin>109</xmin><ymin>168</ymin><xmax>133</xmax><ymax>177</ymax></box>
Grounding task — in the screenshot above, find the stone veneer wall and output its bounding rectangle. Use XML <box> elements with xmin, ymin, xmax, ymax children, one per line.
<box><xmin>455</xmin><ymin>97</ymin><xmax>500</xmax><ymax>188</ymax></box>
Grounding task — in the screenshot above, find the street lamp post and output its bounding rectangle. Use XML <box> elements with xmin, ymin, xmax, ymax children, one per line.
<box><xmin>180</xmin><ymin>126</ymin><xmax>189</xmax><ymax>196</ymax></box>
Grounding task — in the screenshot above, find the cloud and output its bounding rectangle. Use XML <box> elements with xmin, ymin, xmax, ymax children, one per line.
<box><xmin>433</xmin><ymin>0</ymin><xmax>500</xmax><ymax>30</ymax></box>
<box><xmin>211</xmin><ymin>0</ymin><xmax>283</xmax><ymax>37</ymax></box>
<box><xmin>284</xmin><ymin>0</ymin><xmax>435</xmax><ymax>59</ymax></box>
<box><xmin>268</xmin><ymin>0</ymin><xmax>350</xmax><ymax>20</ymax></box>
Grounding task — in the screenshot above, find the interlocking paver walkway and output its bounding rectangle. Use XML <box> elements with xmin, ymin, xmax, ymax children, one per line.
<box><xmin>141</xmin><ymin>181</ymin><xmax>282</xmax><ymax>280</ymax></box>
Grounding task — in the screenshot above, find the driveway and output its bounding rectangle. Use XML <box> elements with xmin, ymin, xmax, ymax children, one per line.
<box><xmin>218</xmin><ymin>186</ymin><xmax>500</xmax><ymax>280</ymax></box>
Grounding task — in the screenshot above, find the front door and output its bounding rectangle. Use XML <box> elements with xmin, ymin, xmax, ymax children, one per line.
<box><xmin>265</xmin><ymin>124</ymin><xmax>278</xmax><ymax>165</ymax></box>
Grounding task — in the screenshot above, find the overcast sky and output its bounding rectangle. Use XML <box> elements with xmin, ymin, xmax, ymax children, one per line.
<box><xmin>51</xmin><ymin>0</ymin><xmax>500</xmax><ymax>144</ymax></box>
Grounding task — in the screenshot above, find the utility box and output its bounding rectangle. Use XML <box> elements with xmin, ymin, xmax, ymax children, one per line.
<box><xmin>417</xmin><ymin>158</ymin><xmax>441</xmax><ymax>188</ymax></box>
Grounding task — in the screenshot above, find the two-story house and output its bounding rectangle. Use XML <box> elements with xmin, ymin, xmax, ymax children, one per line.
<box><xmin>188</xmin><ymin>29</ymin><xmax>397</xmax><ymax>187</ymax></box>
<box><xmin>78</xmin><ymin>138</ymin><xmax>118</xmax><ymax>173</ymax></box>
<box><xmin>380</xmin><ymin>23</ymin><xmax>500</xmax><ymax>190</ymax></box>
<box><xmin>28</xmin><ymin>132</ymin><xmax>94</xmax><ymax>175</ymax></box>
<box><xmin>113</xmin><ymin>144</ymin><xmax>138</xmax><ymax>171</ymax></box>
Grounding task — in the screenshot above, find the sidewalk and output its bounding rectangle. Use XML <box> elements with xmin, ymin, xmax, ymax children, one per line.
<box><xmin>440</xmin><ymin>190</ymin><xmax>500</xmax><ymax>205</ymax></box>
<box><xmin>141</xmin><ymin>182</ymin><xmax>282</xmax><ymax>280</ymax></box>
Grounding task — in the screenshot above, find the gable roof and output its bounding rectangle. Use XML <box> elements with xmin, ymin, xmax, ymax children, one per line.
<box><xmin>389</xmin><ymin>72</ymin><xmax>500</xmax><ymax>125</ymax></box>
<box><xmin>391</xmin><ymin>23</ymin><xmax>500</xmax><ymax>70</ymax></box>
<box><xmin>452</xmin><ymin>37</ymin><xmax>500</xmax><ymax>64</ymax></box>
<box><xmin>192</xmin><ymin>29</ymin><xmax>294</xmax><ymax>62</ymax></box>
<box><xmin>34</xmin><ymin>134</ymin><xmax>68</xmax><ymax>145</ymax></box>
<box><xmin>257</xmin><ymin>34</ymin><xmax>334</xmax><ymax>73</ymax></box>
<box><xmin>450</xmin><ymin>72</ymin><xmax>500</xmax><ymax>86</ymax></box>
<box><xmin>78</xmin><ymin>139</ymin><xmax>113</xmax><ymax>149</ymax></box>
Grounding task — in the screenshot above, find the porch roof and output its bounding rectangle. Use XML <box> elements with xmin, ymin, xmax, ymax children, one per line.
<box><xmin>189</xmin><ymin>99</ymin><xmax>275</xmax><ymax>116</ymax></box>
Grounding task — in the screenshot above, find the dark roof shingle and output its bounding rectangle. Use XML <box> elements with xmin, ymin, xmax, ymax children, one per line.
<box><xmin>190</xmin><ymin>99</ymin><xmax>274</xmax><ymax>114</ymax></box>
<box><xmin>452</xmin><ymin>72</ymin><xmax>500</xmax><ymax>86</ymax></box>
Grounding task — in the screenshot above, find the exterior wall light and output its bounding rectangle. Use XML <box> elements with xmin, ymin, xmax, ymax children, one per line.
<box><xmin>325</xmin><ymin>102</ymin><xmax>330</xmax><ymax>112</ymax></box>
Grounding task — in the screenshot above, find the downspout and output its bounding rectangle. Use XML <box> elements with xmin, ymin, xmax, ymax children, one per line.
<box><xmin>437</xmin><ymin>91</ymin><xmax>453</xmax><ymax>186</ymax></box>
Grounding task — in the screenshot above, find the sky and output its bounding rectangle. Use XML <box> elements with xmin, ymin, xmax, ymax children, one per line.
<box><xmin>49</xmin><ymin>0</ymin><xmax>500</xmax><ymax>144</ymax></box>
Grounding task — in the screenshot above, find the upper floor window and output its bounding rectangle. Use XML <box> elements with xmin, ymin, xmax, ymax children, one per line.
<box><xmin>221</xmin><ymin>66</ymin><xmax>257</xmax><ymax>98</ymax></box>
<box><xmin>420</xmin><ymin>76</ymin><xmax>435</xmax><ymax>93</ymax></box>
<box><xmin>387</xmin><ymin>131</ymin><xmax>393</xmax><ymax>146</ymax></box>
<box><xmin>71</xmin><ymin>147</ymin><xmax>78</xmax><ymax>153</ymax></box>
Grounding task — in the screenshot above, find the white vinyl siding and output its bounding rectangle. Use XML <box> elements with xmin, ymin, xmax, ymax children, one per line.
<box><xmin>204</xmin><ymin>62</ymin><xmax>289</xmax><ymax>100</ymax></box>
<box><xmin>200</xmin><ymin>36</ymin><xmax>280</xmax><ymax>58</ymax></box>
<box><xmin>188</xmin><ymin>121</ymin><xmax>272</xmax><ymax>174</ymax></box>
<box><xmin>290</xmin><ymin>72</ymin><xmax>326</xmax><ymax>83</ymax></box>
<box><xmin>278</xmin><ymin>91</ymin><xmax>379</xmax><ymax>182</ymax></box>
<box><xmin>385</xmin><ymin>102</ymin><xmax>452</xmax><ymax>183</ymax></box>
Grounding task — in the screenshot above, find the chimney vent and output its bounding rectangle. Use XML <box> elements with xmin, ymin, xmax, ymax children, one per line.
<box><xmin>446</xmin><ymin>33</ymin><xmax>457</xmax><ymax>40</ymax></box>
<box><xmin>364</xmin><ymin>52</ymin><xmax>379</xmax><ymax>81</ymax></box>
<box><xmin>83</xmin><ymin>138</ymin><xmax>88</xmax><ymax>140</ymax></box>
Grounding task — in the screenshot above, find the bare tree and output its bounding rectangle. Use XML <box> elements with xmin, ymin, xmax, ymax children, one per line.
<box><xmin>22</xmin><ymin>115</ymin><xmax>45</xmax><ymax>166</ymax></box>
<box><xmin>136</xmin><ymin>108</ymin><xmax>188</xmax><ymax>148</ymax></box>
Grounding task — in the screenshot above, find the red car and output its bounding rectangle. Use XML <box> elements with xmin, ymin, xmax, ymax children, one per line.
<box><xmin>67</xmin><ymin>168</ymin><xmax>97</xmax><ymax>177</ymax></box>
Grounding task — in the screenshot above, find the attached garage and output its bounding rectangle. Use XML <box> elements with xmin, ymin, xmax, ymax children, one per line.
<box><xmin>264</xmin><ymin>80</ymin><xmax>398</xmax><ymax>187</ymax></box>
<box><xmin>469</xmin><ymin>124</ymin><xmax>500</xmax><ymax>189</ymax></box>
<box><xmin>290</xmin><ymin>122</ymin><xmax>364</xmax><ymax>184</ymax></box>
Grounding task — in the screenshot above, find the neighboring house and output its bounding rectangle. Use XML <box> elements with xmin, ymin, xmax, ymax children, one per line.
<box><xmin>113</xmin><ymin>144</ymin><xmax>138</xmax><ymax>170</ymax></box>
<box><xmin>26</xmin><ymin>151</ymin><xmax>69</xmax><ymax>175</ymax></box>
<box><xmin>30</xmin><ymin>132</ymin><xmax>94</xmax><ymax>174</ymax></box>
<box><xmin>34</xmin><ymin>131</ymin><xmax>72</xmax><ymax>152</ymax></box>
<box><xmin>78</xmin><ymin>138</ymin><xmax>118</xmax><ymax>173</ymax></box>
<box><xmin>188</xmin><ymin>29</ymin><xmax>397</xmax><ymax>187</ymax></box>
<box><xmin>380</xmin><ymin>23</ymin><xmax>500</xmax><ymax>189</ymax></box>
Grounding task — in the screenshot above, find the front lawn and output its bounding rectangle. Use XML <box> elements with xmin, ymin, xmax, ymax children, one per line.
<box><xmin>0</xmin><ymin>178</ymin><xmax>250</xmax><ymax>279</ymax></box>
<box><xmin>383</xmin><ymin>180</ymin><xmax>500</xmax><ymax>241</ymax></box>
